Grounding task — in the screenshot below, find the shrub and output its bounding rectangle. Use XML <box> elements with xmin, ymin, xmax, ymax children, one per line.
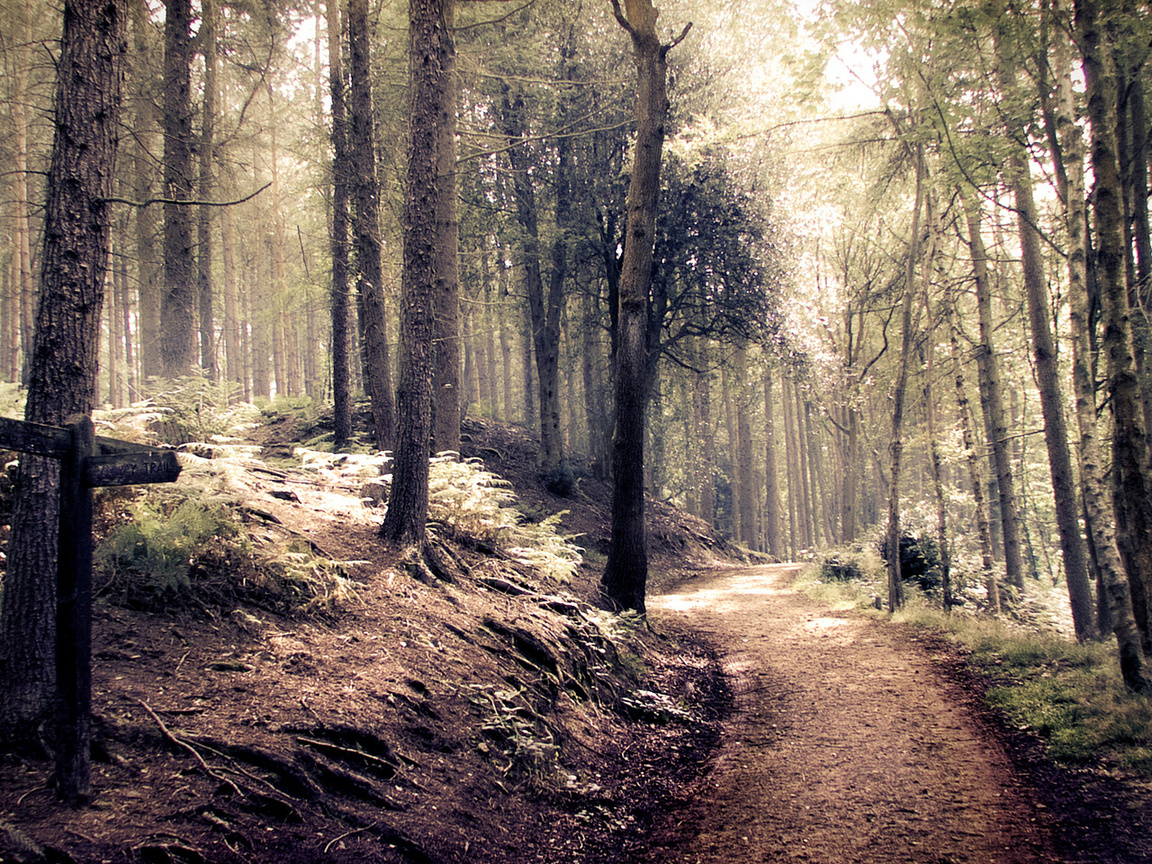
<box><xmin>540</xmin><ymin>463</ymin><xmax>578</xmax><ymax>498</ymax></box>
<box><xmin>819</xmin><ymin>555</ymin><xmax>864</xmax><ymax>582</ymax></box>
<box><xmin>879</xmin><ymin>531</ymin><xmax>944</xmax><ymax>593</ymax></box>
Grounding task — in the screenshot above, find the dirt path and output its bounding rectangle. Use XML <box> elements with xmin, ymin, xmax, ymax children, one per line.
<box><xmin>644</xmin><ymin>564</ymin><xmax>1060</xmax><ymax>864</ymax></box>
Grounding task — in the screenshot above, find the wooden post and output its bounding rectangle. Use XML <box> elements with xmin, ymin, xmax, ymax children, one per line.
<box><xmin>55</xmin><ymin>414</ymin><xmax>95</xmax><ymax>805</ymax></box>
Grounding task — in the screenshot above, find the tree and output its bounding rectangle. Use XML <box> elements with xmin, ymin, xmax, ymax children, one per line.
<box><xmin>348</xmin><ymin>0</ymin><xmax>395</xmax><ymax>451</ymax></box>
<box><xmin>995</xmin><ymin>8</ymin><xmax>1094</xmax><ymax>638</ymax></box>
<box><xmin>884</xmin><ymin>141</ymin><xmax>923</xmax><ymax>613</ymax></box>
<box><xmin>380</xmin><ymin>0</ymin><xmax>450</xmax><ymax>547</ymax></box>
<box><xmin>328</xmin><ymin>0</ymin><xmax>352</xmax><ymax>450</ymax></box>
<box><xmin>431</xmin><ymin>0</ymin><xmax>460</xmax><ymax>455</ymax></box>
<box><xmin>962</xmin><ymin>192</ymin><xmax>1026</xmax><ymax>593</ymax></box>
<box><xmin>600</xmin><ymin>0</ymin><xmax>690</xmax><ymax>614</ymax></box>
<box><xmin>0</xmin><ymin>0</ymin><xmax>126</xmax><ymax>738</ymax></box>
<box><xmin>1076</xmin><ymin>0</ymin><xmax>1152</xmax><ymax>652</ymax></box>
<box><xmin>159</xmin><ymin>0</ymin><xmax>195</xmax><ymax>376</ymax></box>
<box><xmin>1053</xmin><ymin>0</ymin><xmax>1147</xmax><ymax>687</ymax></box>
<box><xmin>196</xmin><ymin>0</ymin><xmax>218</xmax><ymax>378</ymax></box>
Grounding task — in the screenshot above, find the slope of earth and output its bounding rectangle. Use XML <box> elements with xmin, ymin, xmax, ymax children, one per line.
<box><xmin>643</xmin><ymin>564</ymin><xmax>1152</xmax><ymax>864</ymax></box>
<box><xmin>0</xmin><ymin>414</ymin><xmax>738</xmax><ymax>864</ymax></box>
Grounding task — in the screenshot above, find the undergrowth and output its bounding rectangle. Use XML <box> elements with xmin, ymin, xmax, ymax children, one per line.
<box><xmin>96</xmin><ymin>494</ymin><xmax>361</xmax><ymax>616</ymax></box>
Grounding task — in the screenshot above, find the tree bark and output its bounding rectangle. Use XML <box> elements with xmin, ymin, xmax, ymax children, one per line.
<box><xmin>1010</xmin><ymin>150</ymin><xmax>1095</xmax><ymax>638</ymax></box>
<box><xmin>945</xmin><ymin>262</ymin><xmax>1000</xmax><ymax>614</ymax></box>
<box><xmin>735</xmin><ymin>347</ymin><xmax>757</xmax><ymax>549</ymax></box>
<box><xmin>886</xmin><ymin>144</ymin><xmax>923</xmax><ymax>612</ymax></box>
<box><xmin>380</xmin><ymin>0</ymin><xmax>448</xmax><ymax>548</ymax></box>
<box><xmin>1076</xmin><ymin>0</ymin><xmax>1152</xmax><ymax>654</ymax></box>
<box><xmin>431</xmin><ymin>0</ymin><xmax>460</xmax><ymax>455</ymax></box>
<box><xmin>1055</xmin><ymin>1</ymin><xmax>1148</xmax><ymax>686</ymax></box>
<box><xmin>159</xmin><ymin>0</ymin><xmax>195</xmax><ymax>376</ymax></box>
<box><xmin>12</xmin><ymin>0</ymin><xmax>33</xmax><ymax>385</ymax></box>
<box><xmin>963</xmin><ymin>192</ymin><xmax>1025</xmax><ymax>593</ymax></box>
<box><xmin>498</xmin><ymin>83</ymin><xmax>565</xmax><ymax>473</ymax></box>
<box><xmin>328</xmin><ymin>0</ymin><xmax>351</xmax><ymax>449</ymax></box>
<box><xmin>0</xmin><ymin>0</ymin><xmax>126</xmax><ymax>738</ymax></box>
<box><xmin>196</xmin><ymin>0</ymin><xmax>218</xmax><ymax>379</ymax></box>
<box><xmin>348</xmin><ymin>0</ymin><xmax>394</xmax><ymax>450</ymax></box>
<box><xmin>600</xmin><ymin>0</ymin><xmax>688</xmax><ymax>613</ymax></box>
<box><xmin>763</xmin><ymin>371</ymin><xmax>782</xmax><ymax>558</ymax></box>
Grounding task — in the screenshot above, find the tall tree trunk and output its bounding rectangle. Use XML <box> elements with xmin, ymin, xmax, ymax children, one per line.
<box><xmin>128</xmin><ymin>0</ymin><xmax>161</xmax><ymax>380</ymax></box>
<box><xmin>328</xmin><ymin>0</ymin><xmax>351</xmax><ymax>448</ymax></box>
<box><xmin>160</xmin><ymin>0</ymin><xmax>195</xmax><ymax>376</ymax></box>
<box><xmin>348</xmin><ymin>0</ymin><xmax>394</xmax><ymax>450</ymax></box>
<box><xmin>221</xmin><ymin>204</ymin><xmax>241</xmax><ymax>397</ymax></box>
<box><xmin>431</xmin><ymin>0</ymin><xmax>459</xmax><ymax>455</ymax></box>
<box><xmin>583</xmin><ymin>290</ymin><xmax>609</xmax><ymax>479</ymax></box>
<box><xmin>600</xmin><ymin>0</ymin><xmax>688</xmax><ymax>613</ymax></box>
<box><xmin>782</xmin><ymin>375</ymin><xmax>799</xmax><ymax>560</ymax></box>
<box><xmin>498</xmin><ymin>84</ymin><xmax>565</xmax><ymax>473</ymax></box>
<box><xmin>763</xmin><ymin>371</ymin><xmax>782</xmax><ymax>558</ymax></box>
<box><xmin>1008</xmin><ymin>150</ymin><xmax>1095</xmax><ymax>636</ymax></box>
<box><xmin>196</xmin><ymin>0</ymin><xmax>217</xmax><ymax>378</ymax></box>
<box><xmin>886</xmin><ymin>144</ymin><xmax>923</xmax><ymax>612</ymax></box>
<box><xmin>1076</xmin><ymin>0</ymin><xmax>1152</xmax><ymax>654</ymax></box>
<box><xmin>0</xmin><ymin>0</ymin><xmax>125</xmax><ymax>738</ymax></box>
<box><xmin>793</xmin><ymin>381</ymin><xmax>812</xmax><ymax>551</ymax></box>
<box><xmin>999</xmin><ymin>16</ymin><xmax>1095</xmax><ymax>632</ymax></box>
<box><xmin>693</xmin><ymin>339</ymin><xmax>715</xmax><ymax>525</ymax></box>
<box><xmin>735</xmin><ymin>347</ymin><xmax>757</xmax><ymax>549</ymax></box>
<box><xmin>380</xmin><ymin>0</ymin><xmax>448</xmax><ymax>547</ymax></box>
<box><xmin>946</xmin><ymin>272</ymin><xmax>1000</xmax><ymax>614</ymax></box>
<box><xmin>722</xmin><ymin>362</ymin><xmax>740</xmax><ymax>539</ymax></box>
<box><xmin>12</xmin><ymin>0</ymin><xmax>33</xmax><ymax>384</ymax></box>
<box><xmin>963</xmin><ymin>192</ymin><xmax>1025</xmax><ymax>592</ymax></box>
<box><xmin>1054</xmin><ymin>4</ymin><xmax>1148</xmax><ymax>685</ymax></box>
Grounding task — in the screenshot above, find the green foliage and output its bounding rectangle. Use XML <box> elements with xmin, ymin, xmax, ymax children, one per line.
<box><xmin>818</xmin><ymin>554</ymin><xmax>864</xmax><ymax>582</ymax></box>
<box><xmin>427</xmin><ymin>456</ymin><xmax>584</xmax><ymax>584</ymax></box>
<box><xmin>896</xmin><ymin>609</ymin><xmax>1152</xmax><ymax>775</ymax></box>
<box><xmin>879</xmin><ymin>531</ymin><xmax>945</xmax><ymax>593</ymax></box>
<box><xmin>467</xmin><ymin>684</ymin><xmax>560</xmax><ymax>792</ymax></box>
<box><xmin>540</xmin><ymin>463</ymin><xmax>578</xmax><ymax>498</ymax></box>
<box><xmin>96</xmin><ymin>494</ymin><xmax>360</xmax><ymax>616</ymax></box>
<box><xmin>98</xmin><ymin>377</ymin><xmax>260</xmax><ymax>446</ymax></box>
<box><xmin>97</xmin><ymin>498</ymin><xmax>245</xmax><ymax>604</ymax></box>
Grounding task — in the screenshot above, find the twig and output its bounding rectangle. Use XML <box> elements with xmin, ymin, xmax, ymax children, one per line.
<box><xmin>16</xmin><ymin>783</ymin><xmax>50</xmax><ymax>805</ymax></box>
<box><xmin>323</xmin><ymin>822</ymin><xmax>378</xmax><ymax>854</ymax></box>
<box><xmin>135</xmin><ymin>699</ymin><xmax>245</xmax><ymax>798</ymax></box>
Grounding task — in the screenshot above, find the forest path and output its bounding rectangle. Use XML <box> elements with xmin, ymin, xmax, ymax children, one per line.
<box><xmin>644</xmin><ymin>564</ymin><xmax>1060</xmax><ymax>864</ymax></box>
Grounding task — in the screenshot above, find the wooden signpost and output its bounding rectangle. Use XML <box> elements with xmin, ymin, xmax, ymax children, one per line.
<box><xmin>0</xmin><ymin>414</ymin><xmax>181</xmax><ymax>805</ymax></box>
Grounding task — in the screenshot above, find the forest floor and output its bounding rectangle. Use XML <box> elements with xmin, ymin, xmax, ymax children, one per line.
<box><xmin>643</xmin><ymin>564</ymin><xmax>1152</xmax><ymax>864</ymax></box>
<box><xmin>2</xmin><ymin>412</ymin><xmax>1152</xmax><ymax>863</ymax></box>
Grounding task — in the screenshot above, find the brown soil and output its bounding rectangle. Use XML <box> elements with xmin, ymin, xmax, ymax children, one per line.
<box><xmin>3</xmin><ymin>415</ymin><xmax>1152</xmax><ymax>864</ymax></box>
<box><xmin>643</xmin><ymin>564</ymin><xmax>1152</xmax><ymax>864</ymax></box>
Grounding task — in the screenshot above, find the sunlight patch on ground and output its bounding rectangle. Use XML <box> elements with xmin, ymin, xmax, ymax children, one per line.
<box><xmin>804</xmin><ymin>617</ymin><xmax>849</xmax><ymax>631</ymax></box>
<box><xmin>651</xmin><ymin>567</ymin><xmax>796</xmax><ymax>614</ymax></box>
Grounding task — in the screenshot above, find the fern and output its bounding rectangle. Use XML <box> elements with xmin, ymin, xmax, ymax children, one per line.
<box><xmin>97</xmin><ymin>498</ymin><xmax>246</xmax><ymax>601</ymax></box>
<box><xmin>95</xmin><ymin>377</ymin><xmax>260</xmax><ymax>447</ymax></box>
<box><xmin>425</xmin><ymin>456</ymin><xmax>583</xmax><ymax>584</ymax></box>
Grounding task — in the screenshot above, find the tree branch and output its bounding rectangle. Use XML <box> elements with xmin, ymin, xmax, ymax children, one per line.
<box><xmin>105</xmin><ymin>182</ymin><xmax>271</xmax><ymax>209</ymax></box>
